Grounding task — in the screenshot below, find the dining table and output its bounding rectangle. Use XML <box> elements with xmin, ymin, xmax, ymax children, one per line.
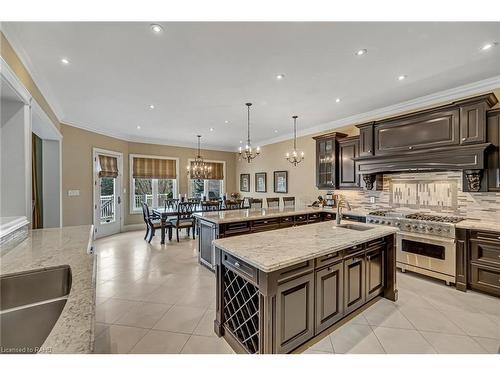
<box><xmin>153</xmin><ymin>202</ymin><xmax>237</xmax><ymax>244</ymax></box>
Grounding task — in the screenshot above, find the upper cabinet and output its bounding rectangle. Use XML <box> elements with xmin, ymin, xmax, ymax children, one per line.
<box><xmin>356</xmin><ymin>122</ymin><xmax>374</xmax><ymax>157</ymax></box>
<box><xmin>338</xmin><ymin>136</ymin><xmax>360</xmax><ymax>189</ymax></box>
<box><xmin>313</xmin><ymin>132</ymin><xmax>347</xmax><ymax>189</ymax></box>
<box><xmin>374</xmin><ymin>109</ymin><xmax>460</xmax><ymax>155</ymax></box>
<box><xmin>458</xmin><ymin>98</ymin><xmax>490</xmax><ymax>145</ymax></box>
<box><xmin>487</xmin><ymin>109</ymin><xmax>500</xmax><ymax>192</ymax></box>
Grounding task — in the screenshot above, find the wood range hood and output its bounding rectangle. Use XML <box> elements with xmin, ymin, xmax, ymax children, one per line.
<box><xmin>352</xmin><ymin>93</ymin><xmax>498</xmax><ymax>192</ymax></box>
<box><xmin>355</xmin><ymin>142</ymin><xmax>492</xmax><ymax>174</ymax></box>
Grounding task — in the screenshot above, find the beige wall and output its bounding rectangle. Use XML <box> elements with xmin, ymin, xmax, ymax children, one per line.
<box><xmin>1</xmin><ymin>31</ymin><xmax>60</xmax><ymax>130</ymax></box>
<box><xmin>235</xmin><ymin>124</ymin><xmax>358</xmax><ymax>206</ymax></box>
<box><xmin>61</xmin><ymin>124</ymin><xmax>237</xmax><ymax>227</ymax></box>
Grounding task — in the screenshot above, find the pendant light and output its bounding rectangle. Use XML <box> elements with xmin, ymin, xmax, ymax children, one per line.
<box><xmin>285</xmin><ymin>115</ymin><xmax>304</xmax><ymax>166</ymax></box>
<box><xmin>239</xmin><ymin>103</ymin><xmax>261</xmax><ymax>163</ymax></box>
<box><xmin>187</xmin><ymin>135</ymin><xmax>211</xmax><ymax>178</ymax></box>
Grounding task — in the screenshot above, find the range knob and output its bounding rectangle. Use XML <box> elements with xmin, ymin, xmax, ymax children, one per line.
<box><xmin>428</xmin><ymin>227</ymin><xmax>434</xmax><ymax>232</ymax></box>
<box><xmin>375</xmin><ymin>220</ymin><xmax>380</xmax><ymax>224</ymax></box>
<box><xmin>381</xmin><ymin>220</ymin><xmax>386</xmax><ymax>224</ymax></box>
<box><xmin>396</xmin><ymin>222</ymin><xmax>401</xmax><ymax>227</ymax></box>
<box><xmin>405</xmin><ymin>224</ymin><xmax>411</xmax><ymax>229</ymax></box>
<box><xmin>412</xmin><ymin>225</ymin><xmax>418</xmax><ymax>229</ymax></box>
<box><xmin>436</xmin><ymin>228</ymin><xmax>442</xmax><ymax>232</ymax></box>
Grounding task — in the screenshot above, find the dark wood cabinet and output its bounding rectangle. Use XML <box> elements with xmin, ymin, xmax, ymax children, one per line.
<box><xmin>313</xmin><ymin>132</ymin><xmax>347</xmax><ymax>189</ymax></box>
<box><xmin>374</xmin><ymin>109</ymin><xmax>460</xmax><ymax>155</ymax></box>
<box><xmin>365</xmin><ymin>245</ymin><xmax>385</xmax><ymax>301</ymax></box>
<box><xmin>457</xmin><ymin>228</ymin><xmax>500</xmax><ymax>297</ymax></box>
<box><xmin>343</xmin><ymin>252</ymin><xmax>366</xmax><ymax>314</ymax></box>
<box><xmin>338</xmin><ymin>136</ymin><xmax>360</xmax><ymax>188</ymax></box>
<box><xmin>356</xmin><ymin>122</ymin><xmax>374</xmax><ymax>157</ymax></box>
<box><xmin>487</xmin><ymin>109</ymin><xmax>500</xmax><ymax>191</ymax></box>
<box><xmin>460</xmin><ymin>102</ymin><xmax>488</xmax><ymax>144</ymax></box>
<box><xmin>315</xmin><ymin>262</ymin><xmax>344</xmax><ymax>334</ymax></box>
<box><xmin>275</xmin><ymin>272</ymin><xmax>315</xmax><ymax>353</ymax></box>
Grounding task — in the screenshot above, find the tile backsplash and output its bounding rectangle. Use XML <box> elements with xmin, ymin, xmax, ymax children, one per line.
<box><xmin>336</xmin><ymin>171</ymin><xmax>500</xmax><ymax>221</ymax></box>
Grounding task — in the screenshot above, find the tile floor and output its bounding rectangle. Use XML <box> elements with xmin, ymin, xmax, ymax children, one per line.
<box><xmin>93</xmin><ymin>230</ymin><xmax>500</xmax><ymax>354</ymax></box>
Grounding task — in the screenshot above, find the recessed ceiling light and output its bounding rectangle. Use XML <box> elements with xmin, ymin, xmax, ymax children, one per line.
<box><xmin>355</xmin><ymin>49</ymin><xmax>367</xmax><ymax>56</ymax></box>
<box><xmin>224</xmin><ymin>120</ymin><xmax>230</xmax><ymax>124</ymax></box>
<box><xmin>239</xmin><ymin>140</ymin><xmax>243</xmax><ymax>144</ymax></box>
<box><xmin>136</xmin><ymin>125</ymin><xmax>141</xmax><ymax>130</ymax></box>
<box><xmin>61</xmin><ymin>58</ymin><xmax>70</xmax><ymax>65</ymax></box>
<box><xmin>150</xmin><ymin>24</ymin><xmax>163</xmax><ymax>34</ymax></box>
<box><xmin>274</xmin><ymin>130</ymin><xmax>278</xmax><ymax>133</ymax></box>
<box><xmin>335</xmin><ymin>98</ymin><xmax>341</xmax><ymax>103</ymax></box>
<box><xmin>397</xmin><ymin>75</ymin><xmax>407</xmax><ymax>81</ymax></box>
<box><xmin>481</xmin><ymin>42</ymin><xmax>497</xmax><ymax>51</ymax></box>
<box><xmin>276</xmin><ymin>73</ymin><xmax>285</xmax><ymax>80</ymax></box>
<box><xmin>148</xmin><ymin>104</ymin><xmax>155</xmax><ymax>110</ymax></box>
<box><xmin>209</xmin><ymin>127</ymin><xmax>214</xmax><ymax>132</ymax></box>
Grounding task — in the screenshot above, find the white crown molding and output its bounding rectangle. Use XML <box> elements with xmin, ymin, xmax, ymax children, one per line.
<box><xmin>1</xmin><ymin>25</ymin><xmax>65</xmax><ymax>120</ymax></box>
<box><xmin>61</xmin><ymin>119</ymin><xmax>237</xmax><ymax>153</ymax></box>
<box><xmin>257</xmin><ymin>75</ymin><xmax>500</xmax><ymax>150</ymax></box>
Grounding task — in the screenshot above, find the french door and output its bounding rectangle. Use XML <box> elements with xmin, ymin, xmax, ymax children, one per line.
<box><xmin>93</xmin><ymin>149</ymin><xmax>123</xmax><ymax>238</ymax></box>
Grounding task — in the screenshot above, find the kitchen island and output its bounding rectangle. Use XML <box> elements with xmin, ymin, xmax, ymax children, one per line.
<box><xmin>193</xmin><ymin>206</ymin><xmax>367</xmax><ymax>269</ymax></box>
<box><xmin>212</xmin><ymin>221</ymin><xmax>397</xmax><ymax>354</ymax></box>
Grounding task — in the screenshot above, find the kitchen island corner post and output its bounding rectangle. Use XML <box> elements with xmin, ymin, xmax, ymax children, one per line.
<box><xmin>383</xmin><ymin>233</ymin><xmax>398</xmax><ymax>301</ymax></box>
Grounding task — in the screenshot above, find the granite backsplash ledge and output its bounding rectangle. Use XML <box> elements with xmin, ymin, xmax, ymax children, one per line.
<box><xmin>334</xmin><ymin>171</ymin><xmax>500</xmax><ymax>221</ymax></box>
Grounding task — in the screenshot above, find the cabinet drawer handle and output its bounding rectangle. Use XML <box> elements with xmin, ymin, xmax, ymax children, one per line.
<box><xmin>327</xmin><ymin>253</ymin><xmax>334</xmax><ymax>258</ymax></box>
<box><xmin>352</xmin><ymin>245</ymin><xmax>359</xmax><ymax>250</ymax></box>
<box><xmin>408</xmin><ymin>146</ymin><xmax>413</xmax><ymax>150</ymax></box>
<box><xmin>367</xmin><ymin>255</ymin><xmax>371</xmax><ymax>261</ymax></box>
<box><xmin>462</xmin><ymin>137</ymin><xmax>466</xmax><ymax>142</ymax></box>
<box><xmin>234</xmin><ymin>261</ymin><xmax>240</xmax><ymax>268</ymax></box>
<box><xmin>368</xmin><ymin>149</ymin><xmax>371</xmax><ymax>153</ymax></box>
<box><xmin>497</xmin><ymin>236</ymin><xmax>500</xmax><ymax>240</ymax></box>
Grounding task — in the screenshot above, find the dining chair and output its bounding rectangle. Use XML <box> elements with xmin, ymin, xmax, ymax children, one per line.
<box><xmin>282</xmin><ymin>197</ymin><xmax>295</xmax><ymax>208</ymax></box>
<box><xmin>266</xmin><ymin>197</ymin><xmax>280</xmax><ymax>208</ymax></box>
<box><xmin>225</xmin><ymin>200</ymin><xmax>244</xmax><ymax>210</ymax></box>
<box><xmin>165</xmin><ymin>198</ymin><xmax>179</xmax><ymax>211</ymax></box>
<box><xmin>250</xmin><ymin>198</ymin><xmax>263</xmax><ymax>209</ymax></box>
<box><xmin>142</xmin><ymin>202</ymin><xmax>171</xmax><ymax>243</ymax></box>
<box><xmin>169</xmin><ymin>202</ymin><xmax>196</xmax><ymax>242</ymax></box>
<box><xmin>243</xmin><ymin>197</ymin><xmax>252</xmax><ymax>208</ymax></box>
<box><xmin>201</xmin><ymin>201</ymin><xmax>220</xmax><ymax>211</ymax></box>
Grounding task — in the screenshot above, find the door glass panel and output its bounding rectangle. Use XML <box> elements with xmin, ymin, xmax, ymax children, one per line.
<box><xmin>134</xmin><ymin>178</ymin><xmax>152</xmax><ymax>209</ymax></box>
<box><xmin>100</xmin><ymin>177</ymin><xmax>115</xmax><ymax>224</ymax></box>
<box><xmin>207</xmin><ymin>180</ymin><xmax>222</xmax><ymax>200</ymax></box>
<box><xmin>157</xmin><ymin>179</ymin><xmax>174</xmax><ymax>207</ymax></box>
<box><xmin>190</xmin><ymin>179</ymin><xmax>204</xmax><ymax>198</ymax></box>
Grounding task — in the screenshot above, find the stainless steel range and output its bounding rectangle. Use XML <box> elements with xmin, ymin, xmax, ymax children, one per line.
<box><xmin>366</xmin><ymin>210</ymin><xmax>464</xmax><ymax>285</ymax></box>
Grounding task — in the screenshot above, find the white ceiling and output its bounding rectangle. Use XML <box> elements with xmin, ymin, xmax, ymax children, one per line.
<box><xmin>2</xmin><ymin>22</ymin><xmax>500</xmax><ymax>150</ymax></box>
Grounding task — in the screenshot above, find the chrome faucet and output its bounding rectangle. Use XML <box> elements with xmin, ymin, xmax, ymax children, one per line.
<box><xmin>336</xmin><ymin>196</ymin><xmax>351</xmax><ymax>225</ymax></box>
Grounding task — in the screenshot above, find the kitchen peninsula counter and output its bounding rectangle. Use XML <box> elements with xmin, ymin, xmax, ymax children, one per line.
<box><xmin>212</xmin><ymin>221</ymin><xmax>397</xmax><ymax>354</ymax></box>
<box><xmin>194</xmin><ymin>206</ymin><xmax>368</xmax><ymax>269</ymax></box>
<box><xmin>0</xmin><ymin>225</ymin><xmax>96</xmax><ymax>354</ymax></box>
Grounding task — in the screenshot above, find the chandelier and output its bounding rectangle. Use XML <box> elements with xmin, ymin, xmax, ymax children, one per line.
<box><xmin>187</xmin><ymin>135</ymin><xmax>211</xmax><ymax>179</ymax></box>
<box><xmin>239</xmin><ymin>103</ymin><xmax>261</xmax><ymax>163</ymax></box>
<box><xmin>285</xmin><ymin>115</ymin><xmax>304</xmax><ymax>166</ymax></box>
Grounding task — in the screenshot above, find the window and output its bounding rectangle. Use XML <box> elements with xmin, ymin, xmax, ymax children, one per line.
<box><xmin>132</xmin><ymin>178</ymin><xmax>176</xmax><ymax>210</ymax></box>
<box><xmin>130</xmin><ymin>155</ymin><xmax>178</xmax><ymax>212</ymax></box>
<box><xmin>189</xmin><ymin>179</ymin><xmax>224</xmax><ymax>200</ymax></box>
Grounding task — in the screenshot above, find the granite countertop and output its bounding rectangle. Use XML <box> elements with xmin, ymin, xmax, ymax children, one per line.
<box><xmin>213</xmin><ymin>220</ymin><xmax>397</xmax><ymax>272</ymax></box>
<box><xmin>455</xmin><ymin>219</ymin><xmax>500</xmax><ymax>232</ymax></box>
<box><xmin>193</xmin><ymin>206</ymin><xmax>367</xmax><ymax>224</ymax></box>
<box><xmin>0</xmin><ymin>225</ymin><xmax>96</xmax><ymax>354</ymax></box>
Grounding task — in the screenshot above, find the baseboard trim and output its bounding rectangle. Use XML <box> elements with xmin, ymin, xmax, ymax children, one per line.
<box><xmin>123</xmin><ymin>224</ymin><xmax>144</xmax><ymax>232</ymax></box>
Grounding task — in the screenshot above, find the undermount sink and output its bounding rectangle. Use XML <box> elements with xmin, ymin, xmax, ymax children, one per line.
<box><xmin>334</xmin><ymin>223</ymin><xmax>373</xmax><ymax>231</ymax></box>
<box><xmin>0</xmin><ymin>265</ymin><xmax>72</xmax><ymax>354</ymax></box>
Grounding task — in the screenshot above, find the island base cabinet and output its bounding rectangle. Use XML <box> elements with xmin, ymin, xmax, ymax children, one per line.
<box><xmin>470</xmin><ymin>263</ymin><xmax>500</xmax><ymax>296</ymax></box>
<box><xmin>344</xmin><ymin>254</ymin><xmax>366</xmax><ymax>315</ymax></box>
<box><xmin>275</xmin><ymin>272</ymin><xmax>315</xmax><ymax>354</ymax></box>
<box><xmin>366</xmin><ymin>246</ymin><xmax>385</xmax><ymax>301</ymax></box>
<box><xmin>315</xmin><ymin>262</ymin><xmax>344</xmax><ymax>334</ymax></box>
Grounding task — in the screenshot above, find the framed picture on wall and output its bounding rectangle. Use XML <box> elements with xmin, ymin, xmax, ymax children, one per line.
<box><xmin>255</xmin><ymin>172</ymin><xmax>267</xmax><ymax>193</ymax></box>
<box><xmin>274</xmin><ymin>171</ymin><xmax>288</xmax><ymax>193</ymax></box>
<box><xmin>240</xmin><ymin>173</ymin><xmax>250</xmax><ymax>192</ymax></box>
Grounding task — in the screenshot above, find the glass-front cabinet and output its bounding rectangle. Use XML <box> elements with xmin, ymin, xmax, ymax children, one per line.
<box><xmin>313</xmin><ymin>132</ymin><xmax>347</xmax><ymax>189</ymax></box>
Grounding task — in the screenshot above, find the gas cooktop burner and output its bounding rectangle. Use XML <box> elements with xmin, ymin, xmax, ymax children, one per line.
<box><xmin>405</xmin><ymin>213</ymin><xmax>464</xmax><ymax>223</ymax></box>
<box><xmin>368</xmin><ymin>210</ymin><xmax>390</xmax><ymax>216</ymax></box>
